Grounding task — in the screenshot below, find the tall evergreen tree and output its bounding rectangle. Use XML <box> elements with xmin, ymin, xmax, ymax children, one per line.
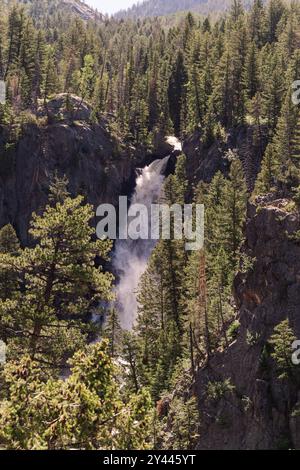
<box><xmin>0</xmin><ymin>194</ymin><xmax>113</xmax><ymax>367</ymax></box>
<box><xmin>168</xmin><ymin>50</ymin><xmax>188</xmax><ymax>136</ymax></box>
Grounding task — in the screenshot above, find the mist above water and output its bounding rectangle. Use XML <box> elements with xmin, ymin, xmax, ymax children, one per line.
<box><xmin>113</xmin><ymin>155</ymin><xmax>170</xmax><ymax>330</ymax></box>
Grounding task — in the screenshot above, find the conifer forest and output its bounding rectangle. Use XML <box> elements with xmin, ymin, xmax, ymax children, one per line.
<box><xmin>0</xmin><ymin>0</ymin><xmax>300</xmax><ymax>453</ymax></box>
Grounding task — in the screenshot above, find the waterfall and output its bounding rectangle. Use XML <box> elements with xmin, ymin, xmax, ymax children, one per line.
<box><xmin>113</xmin><ymin>155</ymin><xmax>170</xmax><ymax>330</ymax></box>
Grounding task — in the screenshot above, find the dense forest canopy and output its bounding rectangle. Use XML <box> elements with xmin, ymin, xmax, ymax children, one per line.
<box><xmin>0</xmin><ymin>0</ymin><xmax>299</xmax><ymax>450</ymax></box>
<box><xmin>0</xmin><ymin>0</ymin><xmax>299</xmax><ymax>147</ymax></box>
<box><xmin>115</xmin><ymin>0</ymin><xmax>255</xmax><ymax>18</ymax></box>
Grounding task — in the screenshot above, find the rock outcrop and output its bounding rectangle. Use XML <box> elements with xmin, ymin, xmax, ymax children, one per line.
<box><xmin>0</xmin><ymin>98</ymin><xmax>134</xmax><ymax>244</ymax></box>
<box><xmin>183</xmin><ymin>124</ymin><xmax>268</xmax><ymax>191</ymax></box>
<box><xmin>195</xmin><ymin>196</ymin><xmax>300</xmax><ymax>449</ymax></box>
<box><xmin>38</xmin><ymin>94</ymin><xmax>92</xmax><ymax>123</ymax></box>
<box><xmin>0</xmin><ymin>95</ymin><xmax>182</xmax><ymax>245</ymax></box>
<box><xmin>61</xmin><ymin>0</ymin><xmax>102</xmax><ymax>21</ymax></box>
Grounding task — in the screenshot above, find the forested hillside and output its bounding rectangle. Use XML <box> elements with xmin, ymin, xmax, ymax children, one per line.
<box><xmin>115</xmin><ymin>0</ymin><xmax>254</xmax><ymax>18</ymax></box>
<box><xmin>2</xmin><ymin>0</ymin><xmax>102</xmax><ymax>22</ymax></box>
<box><xmin>0</xmin><ymin>0</ymin><xmax>298</xmax><ymax>146</ymax></box>
<box><xmin>0</xmin><ymin>0</ymin><xmax>300</xmax><ymax>450</ymax></box>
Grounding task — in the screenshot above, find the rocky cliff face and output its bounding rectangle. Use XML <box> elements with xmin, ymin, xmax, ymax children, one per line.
<box><xmin>61</xmin><ymin>0</ymin><xmax>102</xmax><ymax>20</ymax></box>
<box><xmin>195</xmin><ymin>197</ymin><xmax>300</xmax><ymax>450</ymax></box>
<box><xmin>183</xmin><ymin>124</ymin><xmax>268</xmax><ymax>191</ymax></box>
<box><xmin>0</xmin><ymin>99</ymin><xmax>135</xmax><ymax>244</ymax></box>
<box><xmin>0</xmin><ymin>95</ymin><xmax>181</xmax><ymax>245</ymax></box>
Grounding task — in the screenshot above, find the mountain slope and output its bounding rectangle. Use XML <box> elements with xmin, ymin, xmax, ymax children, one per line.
<box><xmin>57</xmin><ymin>0</ymin><xmax>102</xmax><ymax>20</ymax></box>
<box><xmin>2</xmin><ymin>0</ymin><xmax>102</xmax><ymax>22</ymax></box>
<box><xmin>115</xmin><ymin>0</ymin><xmax>253</xmax><ymax>19</ymax></box>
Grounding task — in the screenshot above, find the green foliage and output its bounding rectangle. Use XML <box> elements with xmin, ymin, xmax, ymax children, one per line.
<box><xmin>159</xmin><ymin>396</ymin><xmax>200</xmax><ymax>450</ymax></box>
<box><xmin>0</xmin><ymin>0</ymin><xmax>299</xmax><ymax>450</ymax></box>
<box><xmin>206</xmin><ymin>379</ymin><xmax>235</xmax><ymax>402</ymax></box>
<box><xmin>103</xmin><ymin>308</ymin><xmax>123</xmax><ymax>358</ymax></box>
<box><xmin>254</xmin><ymin>144</ymin><xmax>280</xmax><ymax>195</ymax></box>
<box><xmin>0</xmin><ymin>224</ymin><xmax>19</xmax><ymax>255</ymax></box>
<box><xmin>240</xmin><ymin>253</ymin><xmax>256</xmax><ymax>274</ymax></box>
<box><xmin>292</xmin><ymin>185</ymin><xmax>300</xmax><ymax>208</ymax></box>
<box><xmin>187</xmin><ymin>158</ymin><xmax>247</xmax><ymax>359</ymax></box>
<box><xmin>246</xmin><ymin>329</ymin><xmax>260</xmax><ymax>346</ymax></box>
<box><xmin>0</xmin><ymin>340</ymin><xmax>154</xmax><ymax>450</ymax></box>
<box><xmin>113</xmin><ymin>388</ymin><xmax>154</xmax><ymax>450</ymax></box>
<box><xmin>255</xmin><ymin>50</ymin><xmax>300</xmax><ymax>194</ymax></box>
<box><xmin>0</xmin><ymin>224</ymin><xmax>20</xmax><ymax>303</ymax></box>
<box><xmin>48</xmin><ymin>173</ymin><xmax>70</xmax><ymax>204</ymax></box>
<box><xmin>0</xmin><ymin>194</ymin><xmax>113</xmax><ymax>367</ymax></box>
<box><xmin>18</xmin><ymin>111</ymin><xmax>40</xmax><ymax>127</ymax></box>
<box><xmin>259</xmin><ymin>343</ymin><xmax>271</xmax><ymax>372</ymax></box>
<box><xmin>227</xmin><ymin>320</ymin><xmax>240</xmax><ymax>342</ymax></box>
<box><xmin>269</xmin><ymin>319</ymin><xmax>297</xmax><ymax>380</ymax></box>
<box><xmin>0</xmin><ymin>0</ymin><xmax>297</xmax><ymax>145</ymax></box>
<box><xmin>80</xmin><ymin>55</ymin><xmax>95</xmax><ymax>101</ymax></box>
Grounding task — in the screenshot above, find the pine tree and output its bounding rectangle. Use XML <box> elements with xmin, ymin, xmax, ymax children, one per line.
<box><xmin>183</xmin><ymin>162</ymin><xmax>246</xmax><ymax>362</ymax></box>
<box><xmin>0</xmin><ymin>340</ymin><xmax>153</xmax><ymax>450</ymax></box>
<box><xmin>133</xmin><ymin>157</ymin><xmax>189</xmax><ymax>397</ymax></box>
<box><xmin>163</xmin><ymin>396</ymin><xmax>200</xmax><ymax>450</ymax></box>
<box><xmin>209</xmin><ymin>24</ymin><xmax>247</xmax><ymax>130</ymax></box>
<box><xmin>114</xmin><ymin>388</ymin><xmax>154</xmax><ymax>450</ymax></box>
<box><xmin>0</xmin><ymin>21</ymin><xmax>5</xmax><ymax>79</ymax></box>
<box><xmin>266</xmin><ymin>0</ymin><xmax>285</xmax><ymax>44</ymax></box>
<box><xmin>6</xmin><ymin>6</ymin><xmax>25</xmax><ymax>78</ymax></box>
<box><xmin>273</xmin><ymin>51</ymin><xmax>300</xmax><ymax>184</ymax></box>
<box><xmin>261</xmin><ymin>50</ymin><xmax>284</xmax><ymax>132</ymax></box>
<box><xmin>278</xmin><ymin>8</ymin><xmax>300</xmax><ymax>59</ymax></box>
<box><xmin>93</xmin><ymin>72</ymin><xmax>109</xmax><ymax>117</ymax></box>
<box><xmin>136</xmin><ymin>242</ymin><xmax>181</xmax><ymax>398</ymax></box>
<box><xmin>0</xmin><ymin>224</ymin><xmax>20</xmax><ymax>255</ymax></box>
<box><xmin>147</xmin><ymin>52</ymin><xmax>160</xmax><ymax>130</ymax></box>
<box><xmin>122</xmin><ymin>331</ymin><xmax>140</xmax><ymax>394</ymax></box>
<box><xmin>230</xmin><ymin>0</ymin><xmax>244</xmax><ymax>25</ymax></box>
<box><xmin>42</xmin><ymin>46</ymin><xmax>58</xmax><ymax>107</ymax></box>
<box><xmin>221</xmin><ymin>158</ymin><xmax>247</xmax><ymax>268</ymax></box>
<box><xmin>124</xmin><ymin>46</ymin><xmax>135</xmax><ymax>110</ymax></box>
<box><xmin>256</xmin><ymin>51</ymin><xmax>300</xmax><ymax>192</ymax></box>
<box><xmin>254</xmin><ymin>143</ymin><xmax>280</xmax><ymax>195</ymax></box>
<box><xmin>80</xmin><ymin>54</ymin><xmax>95</xmax><ymax>101</ymax></box>
<box><xmin>19</xmin><ymin>18</ymin><xmax>36</xmax><ymax>108</ymax></box>
<box><xmin>104</xmin><ymin>308</ymin><xmax>122</xmax><ymax>358</ymax></box>
<box><xmin>0</xmin><ymin>224</ymin><xmax>20</xmax><ymax>305</ymax></box>
<box><xmin>243</xmin><ymin>42</ymin><xmax>259</xmax><ymax>100</ymax></box>
<box><xmin>249</xmin><ymin>0</ymin><xmax>266</xmax><ymax>47</ymax></box>
<box><xmin>203</xmin><ymin>171</ymin><xmax>226</xmax><ymax>260</ymax></box>
<box><xmin>0</xmin><ymin>195</ymin><xmax>113</xmax><ymax>367</ymax></box>
<box><xmin>186</xmin><ymin>32</ymin><xmax>204</xmax><ymax>132</ymax></box>
<box><xmin>48</xmin><ymin>173</ymin><xmax>70</xmax><ymax>204</ymax></box>
<box><xmin>269</xmin><ymin>319</ymin><xmax>297</xmax><ymax>380</ymax></box>
<box><xmin>168</xmin><ymin>50</ymin><xmax>188</xmax><ymax>136</ymax></box>
<box><xmin>32</xmin><ymin>30</ymin><xmax>47</xmax><ymax>107</ymax></box>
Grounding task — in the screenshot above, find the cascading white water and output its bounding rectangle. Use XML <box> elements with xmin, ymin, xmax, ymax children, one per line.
<box><xmin>113</xmin><ymin>155</ymin><xmax>171</xmax><ymax>330</ymax></box>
